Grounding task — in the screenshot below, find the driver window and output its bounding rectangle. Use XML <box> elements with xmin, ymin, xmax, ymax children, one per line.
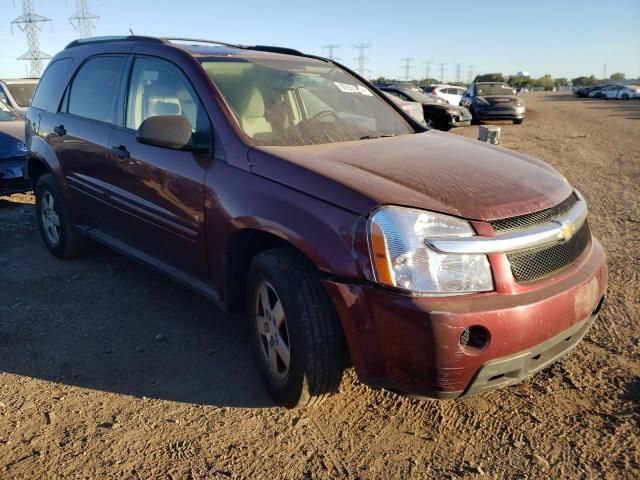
<box><xmin>126</xmin><ymin>57</ymin><xmax>209</xmax><ymax>142</ymax></box>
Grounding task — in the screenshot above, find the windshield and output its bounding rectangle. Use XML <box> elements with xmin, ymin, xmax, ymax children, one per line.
<box><xmin>476</xmin><ymin>83</ymin><xmax>515</xmax><ymax>97</ymax></box>
<box><xmin>6</xmin><ymin>82</ymin><xmax>37</xmax><ymax>107</ymax></box>
<box><xmin>0</xmin><ymin>101</ymin><xmax>19</xmax><ymax>121</ymax></box>
<box><xmin>200</xmin><ymin>57</ymin><xmax>413</xmax><ymax>146</ymax></box>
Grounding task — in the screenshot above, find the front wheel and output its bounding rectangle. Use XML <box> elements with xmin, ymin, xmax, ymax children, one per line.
<box><xmin>246</xmin><ymin>248</ymin><xmax>344</xmax><ymax>408</ymax></box>
<box><xmin>513</xmin><ymin>118</ymin><xmax>524</xmax><ymax>124</ymax></box>
<box><xmin>621</xmin><ymin>93</ymin><xmax>629</xmax><ymax>100</ymax></box>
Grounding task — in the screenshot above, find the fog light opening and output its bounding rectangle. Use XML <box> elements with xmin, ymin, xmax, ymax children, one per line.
<box><xmin>460</xmin><ymin>326</ymin><xmax>491</xmax><ymax>354</ymax></box>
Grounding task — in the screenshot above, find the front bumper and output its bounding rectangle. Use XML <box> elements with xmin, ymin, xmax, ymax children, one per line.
<box><xmin>323</xmin><ymin>237</ymin><xmax>607</xmax><ymax>399</ymax></box>
<box><xmin>0</xmin><ymin>157</ymin><xmax>30</xmax><ymax>195</ymax></box>
<box><xmin>477</xmin><ymin>106</ymin><xmax>525</xmax><ymax>120</ymax></box>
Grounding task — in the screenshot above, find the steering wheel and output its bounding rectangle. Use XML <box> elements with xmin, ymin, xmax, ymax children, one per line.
<box><xmin>309</xmin><ymin>110</ymin><xmax>340</xmax><ymax>122</ymax></box>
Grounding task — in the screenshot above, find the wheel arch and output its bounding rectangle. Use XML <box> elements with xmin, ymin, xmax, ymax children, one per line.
<box><xmin>223</xmin><ymin>228</ymin><xmax>321</xmax><ymax>314</ymax></box>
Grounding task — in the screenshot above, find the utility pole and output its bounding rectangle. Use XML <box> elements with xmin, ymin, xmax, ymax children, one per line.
<box><xmin>69</xmin><ymin>0</ymin><xmax>99</xmax><ymax>39</ymax></box>
<box><xmin>11</xmin><ymin>0</ymin><xmax>52</xmax><ymax>78</ymax></box>
<box><xmin>438</xmin><ymin>62</ymin><xmax>446</xmax><ymax>83</ymax></box>
<box><xmin>467</xmin><ymin>66</ymin><xmax>474</xmax><ymax>84</ymax></box>
<box><xmin>602</xmin><ymin>63</ymin><xmax>607</xmax><ymax>80</ymax></box>
<box><xmin>423</xmin><ymin>60</ymin><xmax>433</xmax><ymax>81</ymax></box>
<box><xmin>401</xmin><ymin>58</ymin><xmax>413</xmax><ymax>82</ymax></box>
<box><xmin>322</xmin><ymin>44</ymin><xmax>341</xmax><ymax>61</ymax></box>
<box><xmin>455</xmin><ymin>63</ymin><xmax>462</xmax><ymax>83</ymax></box>
<box><xmin>353</xmin><ymin>43</ymin><xmax>372</xmax><ymax>78</ymax></box>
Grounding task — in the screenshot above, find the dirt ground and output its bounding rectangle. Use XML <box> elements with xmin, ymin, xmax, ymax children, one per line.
<box><xmin>1</xmin><ymin>93</ymin><xmax>639</xmax><ymax>479</ymax></box>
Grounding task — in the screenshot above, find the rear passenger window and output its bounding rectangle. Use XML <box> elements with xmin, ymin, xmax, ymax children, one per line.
<box><xmin>67</xmin><ymin>56</ymin><xmax>125</xmax><ymax>124</ymax></box>
<box><xmin>31</xmin><ymin>58</ymin><xmax>72</xmax><ymax>111</ymax></box>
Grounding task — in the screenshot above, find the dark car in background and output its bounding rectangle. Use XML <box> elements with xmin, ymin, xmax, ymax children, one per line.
<box><xmin>0</xmin><ymin>101</ymin><xmax>30</xmax><ymax>196</ymax></box>
<box><xmin>26</xmin><ymin>36</ymin><xmax>606</xmax><ymax>408</ymax></box>
<box><xmin>379</xmin><ymin>86</ymin><xmax>471</xmax><ymax>131</ymax></box>
<box><xmin>0</xmin><ymin>78</ymin><xmax>39</xmax><ymax>115</ymax></box>
<box><xmin>460</xmin><ymin>82</ymin><xmax>526</xmax><ymax>124</ymax></box>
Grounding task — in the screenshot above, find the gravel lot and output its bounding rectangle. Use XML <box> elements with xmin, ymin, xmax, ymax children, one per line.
<box><xmin>1</xmin><ymin>92</ymin><xmax>638</xmax><ymax>479</ymax></box>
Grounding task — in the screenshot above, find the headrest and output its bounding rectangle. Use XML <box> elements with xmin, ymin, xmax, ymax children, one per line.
<box><xmin>150</xmin><ymin>101</ymin><xmax>181</xmax><ymax>117</ymax></box>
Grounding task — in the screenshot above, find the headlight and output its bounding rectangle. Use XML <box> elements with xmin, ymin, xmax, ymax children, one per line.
<box><xmin>369</xmin><ymin>206</ymin><xmax>493</xmax><ymax>294</ymax></box>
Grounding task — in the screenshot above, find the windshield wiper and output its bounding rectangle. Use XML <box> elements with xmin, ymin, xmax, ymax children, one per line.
<box><xmin>359</xmin><ymin>134</ymin><xmax>397</xmax><ymax>140</ymax></box>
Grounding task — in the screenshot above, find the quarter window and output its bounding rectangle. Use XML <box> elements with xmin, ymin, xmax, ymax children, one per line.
<box><xmin>31</xmin><ymin>58</ymin><xmax>72</xmax><ymax>112</ymax></box>
<box><xmin>67</xmin><ymin>56</ymin><xmax>125</xmax><ymax>124</ymax></box>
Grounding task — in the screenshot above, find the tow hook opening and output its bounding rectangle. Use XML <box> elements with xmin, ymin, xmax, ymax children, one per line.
<box><xmin>460</xmin><ymin>326</ymin><xmax>491</xmax><ymax>354</ymax></box>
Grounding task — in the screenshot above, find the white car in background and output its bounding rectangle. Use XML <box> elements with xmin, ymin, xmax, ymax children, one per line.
<box><xmin>0</xmin><ymin>78</ymin><xmax>39</xmax><ymax>114</ymax></box>
<box><xmin>426</xmin><ymin>85</ymin><xmax>467</xmax><ymax>105</ymax></box>
<box><xmin>602</xmin><ymin>85</ymin><xmax>640</xmax><ymax>100</ymax></box>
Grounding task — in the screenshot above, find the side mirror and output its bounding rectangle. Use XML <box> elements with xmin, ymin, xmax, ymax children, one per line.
<box><xmin>136</xmin><ymin>115</ymin><xmax>193</xmax><ymax>150</ymax></box>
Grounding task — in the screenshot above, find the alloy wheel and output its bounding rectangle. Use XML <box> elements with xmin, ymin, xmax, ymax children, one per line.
<box><xmin>40</xmin><ymin>190</ymin><xmax>61</xmax><ymax>245</ymax></box>
<box><xmin>254</xmin><ymin>280</ymin><xmax>291</xmax><ymax>381</ymax></box>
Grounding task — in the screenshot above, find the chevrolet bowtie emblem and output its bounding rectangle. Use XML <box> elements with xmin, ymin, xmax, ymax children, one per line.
<box><xmin>555</xmin><ymin>219</ymin><xmax>576</xmax><ymax>241</ymax></box>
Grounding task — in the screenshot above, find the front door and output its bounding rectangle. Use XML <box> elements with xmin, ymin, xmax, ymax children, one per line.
<box><xmin>106</xmin><ymin>56</ymin><xmax>212</xmax><ymax>281</ymax></box>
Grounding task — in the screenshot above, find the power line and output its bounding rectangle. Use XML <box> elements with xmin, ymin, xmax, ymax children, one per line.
<box><xmin>438</xmin><ymin>62</ymin><xmax>446</xmax><ymax>83</ymax></box>
<box><xmin>353</xmin><ymin>43</ymin><xmax>371</xmax><ymax>78</ymax></box>
<box><xmin>69</xmin><ymin>0</ymin><xmax>99</xmax><ymax>39</ymax></box>
<box><xmin>322</xmin><ymin>44</ymin><xmax>341</xmax><ymax>61</ymax></box>
<box><xmin>400</xmin><ymin>58</ymin><xmax>414</xmax><ymax>82</ymax></box>
<box><xmin>10</xmin><ymin>0</ymin><xmax>51</xmax><ymax>78</ymax></box>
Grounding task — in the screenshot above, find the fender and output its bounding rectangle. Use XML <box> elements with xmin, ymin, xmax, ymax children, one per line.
<box><xmin>204</xmin><ymin>160</ymin><xmax>373</xmax><ymax>297</ymax></box>
<box><xmin>27</xmin><ymin>135</ymin><xmax>73</xmax><ymax>203</ymax></box>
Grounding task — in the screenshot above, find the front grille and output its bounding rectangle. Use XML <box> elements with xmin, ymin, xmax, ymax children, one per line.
<box><xmin>490</xmin><ymin>194</ymin><xmax>577</xmax><ymax>235</ymax></box>
<box><xmin>507</xmin><ymin>222</ymin><xmax>590</xmax><ymax>282</ymax></box>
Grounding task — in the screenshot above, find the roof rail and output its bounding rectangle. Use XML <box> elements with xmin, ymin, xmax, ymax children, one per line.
<box><xmin>65</xmin><ymin>35</ymin><xmax>163</xmax><ymax>49</ymax></box>
<box><xmin>164</xmin><ymin>38</ymin><xmax>304</xmax><ymax>57</ymax></box>
<box><xmin>161</xmin><ymin>37</ymin><xmax>248</xmax><ymax>49</ymax></box>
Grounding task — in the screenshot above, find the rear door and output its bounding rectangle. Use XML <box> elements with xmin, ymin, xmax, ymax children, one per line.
<box><xmin>53</xmin><ymin>55</ymin><xmax>126</xmax><ymax>228</ymax></box>
<box><xmin>105</xmin><ymin>55</ymin><xmax>211</xmax><ymax>280</ymax></box>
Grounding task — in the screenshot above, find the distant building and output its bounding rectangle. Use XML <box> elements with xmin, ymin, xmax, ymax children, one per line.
<box><xmin>516</xmin><ymin>71</ymin><xmax>529</xmax><ymax>77</ymax></box>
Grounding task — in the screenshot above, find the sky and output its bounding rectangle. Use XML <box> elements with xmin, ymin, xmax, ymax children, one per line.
<box><xmin>1</xmin><ymin>0</ymin><xmax>639</xmax><ymax>81</ymax></box>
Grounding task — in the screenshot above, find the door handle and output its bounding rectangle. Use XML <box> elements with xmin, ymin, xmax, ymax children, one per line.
<box><xmin>111</xmin><ymin>145</ymin><xmax>130</xmax><ymax>160</ymax></box>
<box><xmin>53</xmin><ymin>125</ymin><xmax>66</xmax><ymax>136</ymax></box>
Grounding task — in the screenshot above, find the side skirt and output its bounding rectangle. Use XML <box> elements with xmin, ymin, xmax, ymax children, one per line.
<box><xmin>76</xmin><ymin>225</ymin><xmax>226</xmax><ymax>312</ymax></box>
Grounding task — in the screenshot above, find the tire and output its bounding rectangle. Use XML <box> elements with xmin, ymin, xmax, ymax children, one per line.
<box><xmin>246</xmin><ymin>247</ymin><xmax>344</xmax><ymax>408</ymax></box>
<box><xmin>470</xmin><ymin>110</ymin><xmax>480</xmax><ymax>125</ymax></box>
<box><xmin>621</xmin><ymin>94</ymin><xmax>629</xmax><ymax>100</ymax></box>
<box><xmin>513</xmin><ymin>118</ymin><xmax>524</xmax><ymax>125</ymax></box>
<box><xmin>35</xmin><ymin>173</ymin><xmax>89</xmax><ymax>258</ymax></box>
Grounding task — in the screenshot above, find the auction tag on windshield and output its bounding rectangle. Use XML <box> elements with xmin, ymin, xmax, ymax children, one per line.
<box><xmin>334</xmin><ymin>82</ymin><xmax>373</xmax><ymax>96</ymax></box>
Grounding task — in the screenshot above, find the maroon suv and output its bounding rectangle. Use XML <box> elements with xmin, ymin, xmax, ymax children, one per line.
<box><xmin>26</xmin><ymin>36</ymin><xmax>607</xmax><ymax>408</ymax></box>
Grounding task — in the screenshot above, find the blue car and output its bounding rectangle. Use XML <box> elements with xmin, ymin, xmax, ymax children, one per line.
<box><xmin>0</xmin><ymin>101</ymin><xmax>30</xmax><ymax>196</ymax></box>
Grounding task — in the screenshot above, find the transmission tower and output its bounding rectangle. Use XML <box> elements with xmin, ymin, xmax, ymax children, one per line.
<box><xmin>353</xmin><ymin>43</ymin><xmax>372</xmax><ymax>77</ymax></box>
<box><xmin>11</xmin><ymin>0</ymin><xmax>52</xmax><ymax>78</ymax></box>
<box><xmin>400</xmin><ymin>58</ymin><xmax>413</xmax><ymax>82</ymax></box>
<box><xmin>467</xmin><ymin>66</ymin><xmax>474</xmax><ymax>84</ymax></box>
<box><xmin>423</xmin><ymin>60</ymin><xmax>433</xmax><ymax>81</ymax></box>
<box><xmin>455</xmin><ymin>63</ymin><xmax>462</xmax><ymax>83</ymax></box>
<box><xmin>69</xmin><ymin>0</ymin><xmax>99</xmax><ymax>39</ymax></box>
<box><xmin>322</xmin><ymin>44</ymin><xmax>341</xmax><ymax>61</ymax></box>
<box><xmin>438</xmin><ymin>62</ymin><xmax>446</xmax><ymax>83</ymax></box>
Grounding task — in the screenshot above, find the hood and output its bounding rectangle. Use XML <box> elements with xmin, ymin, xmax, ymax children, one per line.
<box><xmin>248</xmin><ymin>131</ymin><xmax>573</xmax><ymax>221</ymax></box>
<box><xmin>444</xmin><ymin>104</ymin><xmax>470</xmax><ymax>114</ymax></box>
<box><xmin>0</xmin><ymin>120</ymin><xmax>26</xmax><ymax>158</ymax></box>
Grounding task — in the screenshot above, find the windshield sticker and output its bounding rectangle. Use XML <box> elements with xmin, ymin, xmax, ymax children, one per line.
<box><xmin>334</xmin><ymin>82</ymin><xmax>373</xmax><ymax>96</ymax></box>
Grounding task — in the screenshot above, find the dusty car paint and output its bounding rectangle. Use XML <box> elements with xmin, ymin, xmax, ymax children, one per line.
<box><xmin>26</xmin><ymin>37</ymin><xmax>607</xmax><ymax>401</ymax></box>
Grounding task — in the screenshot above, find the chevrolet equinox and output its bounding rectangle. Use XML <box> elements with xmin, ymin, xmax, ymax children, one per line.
<box><xmin>26</xmin><ymin>36</ymin><xmax>607</xmax><ymax>408</ymax></box>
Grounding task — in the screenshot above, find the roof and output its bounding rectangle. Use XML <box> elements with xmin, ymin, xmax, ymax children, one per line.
<box><xmin>63</xmin><ymin>36</ymin><xmax>313</xmax><ymax>60</ymax></box>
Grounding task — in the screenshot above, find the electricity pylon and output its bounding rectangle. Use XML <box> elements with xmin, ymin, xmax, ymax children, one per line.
<box><xmin>69</xmin><ymin>0</ymin><xmax>99</xmax><ymax>39</ymax></box>
<box><xmin>11</xmin><ymin>0</ymin><xmax>52</xmax><ymax>78</ymax></box>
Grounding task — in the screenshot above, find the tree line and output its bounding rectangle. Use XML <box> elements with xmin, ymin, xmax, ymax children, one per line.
<box><xmin>372</xmin><ymin>72</ymin><xmax>628</xmax><ymax>87</ymax></box>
